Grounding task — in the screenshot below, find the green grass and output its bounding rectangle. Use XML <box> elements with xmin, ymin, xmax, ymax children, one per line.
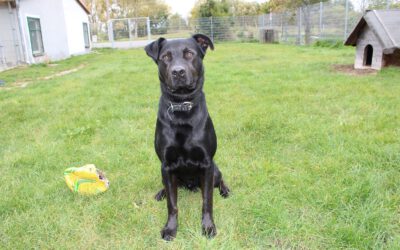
<box><xmin>1</xmin><ymin>43</ymin><xmax>399</xmax><ymax>249</ymax></box>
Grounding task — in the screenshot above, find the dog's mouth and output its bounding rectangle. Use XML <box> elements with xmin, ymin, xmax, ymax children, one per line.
<box><xmin>167</xmin><ymin>82</ymin><xmax>196</xmax><ymax>95</ymax></box>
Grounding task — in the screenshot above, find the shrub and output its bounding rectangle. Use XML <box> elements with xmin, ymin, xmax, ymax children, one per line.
<box><xmin>314</xmin><ymin>39</ymin><xmax>344</xmax><ymax>48</ymax></box>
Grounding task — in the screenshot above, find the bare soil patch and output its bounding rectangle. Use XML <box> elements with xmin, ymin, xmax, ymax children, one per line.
<box><xmin>332</xmin><ymin>64</ymin><xmax>377</xmax><ymax>76</ymax></box>
<box><xmin>1</xmin><ymin>64</ymin><xmax>85</xmax><ymax>91</ymax></box>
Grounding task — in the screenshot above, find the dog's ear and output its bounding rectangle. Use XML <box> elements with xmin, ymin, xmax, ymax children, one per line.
<box><xmin>144</xmin><ymin>37</ymin><xmax>166</xmax><ymax>63</ymax></box>
<box><xmin>192</xmin><ymin>34</ymin><xmax>214</xmax><ymax>56</ymax></box>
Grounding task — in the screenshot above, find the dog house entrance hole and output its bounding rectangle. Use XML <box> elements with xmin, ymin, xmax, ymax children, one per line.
<box><xmin>364</xmin><ymin>44</ymin><xmax>373</xmax><ymax>66</ymax></box>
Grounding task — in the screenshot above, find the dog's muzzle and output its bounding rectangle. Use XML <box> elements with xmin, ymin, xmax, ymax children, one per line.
<box><xmin>170</xmin><ymin>66</ymin><xmax>194</xmax><ymax>91</ymax></box>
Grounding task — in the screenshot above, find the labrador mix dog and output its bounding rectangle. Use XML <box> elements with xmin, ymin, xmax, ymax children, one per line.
<box><xmin>145</xmin><ymin>34</ymin><xmax>230</xmax><ymax>241</ymax></box>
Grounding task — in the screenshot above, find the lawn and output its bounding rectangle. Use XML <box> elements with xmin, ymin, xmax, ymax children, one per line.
<box><xmin>0</xmin><ymin>43</ymin><xmax>399</xmax><ymax>249</ymax></box>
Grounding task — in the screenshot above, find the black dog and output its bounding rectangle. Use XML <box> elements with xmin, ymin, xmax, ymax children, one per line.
<box><xmin>145</xmin><ymin>34</ymin><xmax>230</xmax><ymax>241</ymax></box>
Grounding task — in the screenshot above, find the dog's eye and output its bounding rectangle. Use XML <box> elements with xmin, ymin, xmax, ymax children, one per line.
<box><xmin>161</xmin><ymin>54</ymin><xmax>171</xmax><ymax>62</ymax></box>
<box><xmin>184</xmin><ymin>51</ymin><xmax>194</xmax><ymax>59</ymax></box>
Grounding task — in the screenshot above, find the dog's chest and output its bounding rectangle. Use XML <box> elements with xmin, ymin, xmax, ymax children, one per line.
<box><xmin>163</xmin><ymin>129</ymin><xmax>209</xmax><ymax>169</ymax></box>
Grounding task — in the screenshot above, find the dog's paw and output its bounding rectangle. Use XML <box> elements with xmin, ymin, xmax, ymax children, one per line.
<box><xmin>219</xmin><ymin>185</ymin><xmax>230</xmax><ymax>198</ymax></box>
<box><xmin>154</xmin><ymin>189</ymin><xmax>166</xmax><ymax>201</ymax></box>
<box><xmin>202</xmin><ymin>221</ymin><xmax>217</xmax><ymax>238</ymax></box>
<box><xmin>161</xmin><ymin>226</ymin><xmax>177</xmax><ymax>241</ymax></box>
<box><xmin>202</xmin><ymin>224</ymin><xmax>217</xmax><ymax>238</ymax></box>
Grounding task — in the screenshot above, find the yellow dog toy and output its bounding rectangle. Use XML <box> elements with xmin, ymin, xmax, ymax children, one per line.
<box><xmin>64</xmin><ymin>164</ymin><xmax>109</xmax><ymax>195</ymax></box>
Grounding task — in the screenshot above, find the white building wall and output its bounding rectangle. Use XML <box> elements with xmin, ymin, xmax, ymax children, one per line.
<box><xmin>62</xmin><ymin>0</ymin><xmax>91</xmax><ymax>55</ymax></box>
<box><xmin>19</xmin><ymin>0</ymin><xmax>73</xmax><ymax>63</ymax></box>
<box><xmin>354</xmin><ymin>25</ymin><xmax>384</xmax><ymax>70</ymax></box>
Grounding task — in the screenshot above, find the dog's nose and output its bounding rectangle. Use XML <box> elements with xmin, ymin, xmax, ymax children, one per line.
<box><xmin>171</xmin><ymin>66</ymin><xmax>186</xmax><ymax>78</ymax></box>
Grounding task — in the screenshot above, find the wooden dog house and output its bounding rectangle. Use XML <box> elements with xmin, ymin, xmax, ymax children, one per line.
<box><xmin>345</xmin><ymin>10</ymin><xmax>400</xmax><ymax>70</ymax></box>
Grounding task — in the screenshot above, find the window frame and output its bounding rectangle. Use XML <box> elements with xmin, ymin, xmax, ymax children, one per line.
<box><xmin>82</xmin><ymin>22</ymin><xmax>90</xmax><ymax>48</ymax></box>
<box><xmin>27</xmin><ymin>16</ymin><xmax>45</xmax><ymax>57</ymax></box>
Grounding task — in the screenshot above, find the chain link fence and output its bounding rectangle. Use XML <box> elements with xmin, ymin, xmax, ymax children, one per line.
<box><xmin>258</xmin><ymin>1</ymin><xmax>364</xmax><ymax>45</ymax></box>
<box><xmin>1</xmin><ymin>1</ymin><xmax>398</xmax><ymax>71</ymax></box>
<box><xmin>91</xmin><ymin>1</ymin><xmax>399</xmax><ymax>48</ymax></box>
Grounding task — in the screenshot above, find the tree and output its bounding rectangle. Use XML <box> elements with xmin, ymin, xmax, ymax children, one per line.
<box><xmin>116</xmin><ymin>0</ymin><xmax>170</xmax><ymax>35</ymax></box>
<box><xmin>117</xmin><ymin>0</ymin><xmax>170</xmax><ymax>19</ymax></box>
<box><xmin>190</xmin><ymin>0</ymin><xmax>262</xmax><ymax>41</ymax></box>
<box><xmin>231</xmin><ymin>0</ymin><xmax>261</xmax><ymax>16</ymax></box>
<box><xmin>82</xmin><ymin>0</ymin><xmax>170</xmax><ymax>21</ymax></box>
<box><xmin>190</xmin><ymin>0</ymin><xmax>232</xmax><ymax>41</ymax></box>
<box><xmin>393</xmin><ymin>1</ymin><xmax>400</xmax><ymax>8</ymax></box>
<box><xmin>81</xmin><ymin>0</ymin><xmax>171</xmax><ymax>38</ymax></box>
<box><xmin>366</xmin><ymin>0</ymin><xmax>400</xmax><ymax>9</ymax></box>
<box><xmin>191</xmin><ymin>0</ymin><xmax>261</xmax><ymax>18</ymax></box>
<box><xmin>168</xmin><ymin>13</ymin><xmax>188</xmax><ymax>32</ymax></box>
<box><xmin>191</xmin><ymin>0</ymin><xmax>230</xmax><ymax>18</ymax></box>
<box><xmin>367</xmin><ymin>0</ymin><xmax>388</xmax><ymax>9</ymax></box>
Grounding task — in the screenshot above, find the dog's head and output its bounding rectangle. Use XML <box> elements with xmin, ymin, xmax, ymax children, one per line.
<box><xmin>145</xmin><ymin>34</ymin><xmax>214</xmax><ymax>96</ymax></box>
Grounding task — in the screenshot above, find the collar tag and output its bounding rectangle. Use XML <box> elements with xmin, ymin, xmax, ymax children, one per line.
<box><xmin>170</xmin><ymin>101</ymin><xmax>193</xmax><ymax>112</ymax></box>
<box><xmin>167</xmin><ymin>101</ymin><xmax>194</xmax><ymax>120</ymax></box>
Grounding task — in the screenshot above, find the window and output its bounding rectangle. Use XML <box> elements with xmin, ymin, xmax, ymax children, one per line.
<box><xmin>27</xmin><ymin>17</ymin><xmax>44</xmax><ymax>56</ymax></box>
<box><xmin>83</xmin><ymin>23</ymin><xmax>90</xmax><ymax>48</ymax></box>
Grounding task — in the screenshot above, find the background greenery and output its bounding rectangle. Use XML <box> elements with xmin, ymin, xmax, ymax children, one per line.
<box><xmin>0</xmin><ymin>43</ymin><xmax>399</xmax><ymax>249</ymax></box>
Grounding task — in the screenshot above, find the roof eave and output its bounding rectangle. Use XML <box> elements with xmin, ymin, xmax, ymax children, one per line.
<box><xmin>76</xmin><ymin>0</ymin><xmax>90</xmax><ymax>15</ymax></box>
<box><xmin>344</xmin><ymin>18</ymin><xmax>366</xmax><ymax>46</ymax></box>
<box><xmin>0</xmin><ymin>0</ymin><xmax>16</xmax><ymax>7</ymax></box>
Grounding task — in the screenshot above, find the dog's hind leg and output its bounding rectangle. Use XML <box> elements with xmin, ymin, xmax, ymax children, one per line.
<box><xmin>213</xmin><ymin>162</ymin><xmax>230</xmax><ymax>198</ymax></box>
<box><xmin>154</xmin><ymin>188</ymin><xmax>166</xmax><ymax>201</ymax></box>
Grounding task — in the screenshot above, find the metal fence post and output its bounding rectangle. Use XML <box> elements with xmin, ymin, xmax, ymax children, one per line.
<box><xmin>297</xmin><ymin>7</ymin><xmax>302</xmax><ymax>45</ymax></box>
<box><xmin>280</xmin><ymin>13</ymin><xmax>283</xmax><ymax>42</ymax></box>
<box><xmin>127</xmin><ymin>19</ymin><xmax>132</xmax><ymax>40</ymax></box>
<box><xmin>107</xmin><ymin>20</ymin><xmax>114</xmax><ymax>48</ymax></box>
<box><xmin>319</xmin><ymin>1</ymin><xmax>323</xmax><ymax>38</ymax></box>
<box><xmin>344</xmin><ymin>0</ymin><xmax>349</xmax><ymax>41</ymax></box>
<box><xmin>147</xmin><ymin>17</ymin><xmax>151</xmax><ymax>40</ymax></box>
<box><xmin>269</xmin><ymin>12</ymin><xmax>272</xmax><ymax>28</ymax></box>
<box><xmin>262</xmin><ymin>14</ymin><xmax>265</xmax><ymax>27</ymax></box>
<box><xmin>210</xmin><ymin>16</ymin><xmax>214</xmax><ymax>42</ymax></box>
<box><xmin>283</xmin><ymin>12</ymin><xmax>287</xmax><ymax>42</ymax></box>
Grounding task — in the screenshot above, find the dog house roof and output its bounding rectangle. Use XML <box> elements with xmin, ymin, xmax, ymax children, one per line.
<box><xmin>345</xmin><ymin>9</ymin><xmax>400</xmax><ymax>53</ymax></box>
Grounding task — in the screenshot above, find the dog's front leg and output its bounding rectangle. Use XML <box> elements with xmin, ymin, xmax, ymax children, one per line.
<box><xmin>160</xmin><ymin>167</ymin><xmax>178</xmax><ymax>241</ymax></box>
<box><xmin>200</xmin><ymin>163</ymin><xmax>216</xmax><ymax>237</ymax></box>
